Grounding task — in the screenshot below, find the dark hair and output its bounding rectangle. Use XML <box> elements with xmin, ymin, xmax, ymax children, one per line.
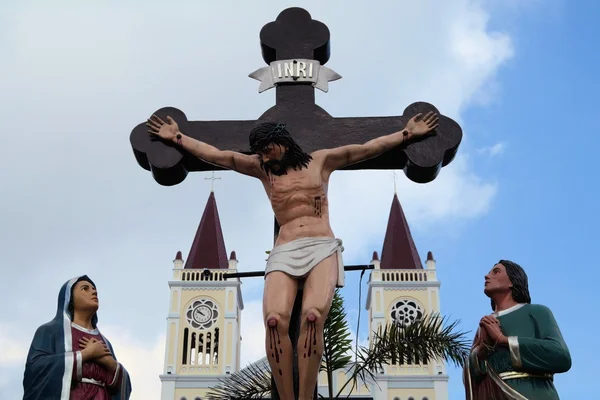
<box><xmin>249</xmin><ymin>122</ymin><xmax>312</xmax><ymax>172</ymax></box>
<box><xmin>68</xmin><ymin>275</ymin><xmax>98</xmax><ymax>328</ymax></box>
<box><xmin>490</xmin><ymin>259</ymin><xmax>532</xmax><ymax>310</ymax></box>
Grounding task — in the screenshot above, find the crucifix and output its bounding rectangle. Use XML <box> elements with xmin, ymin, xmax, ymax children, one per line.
<box><xmin>204</xmin><ymin>171</ymin><xmax>221</xmax><ymax>192</ymax></box>
<box><xmin>131</xmin><ymin>7</ymin><xmax>462</xmax><ymax>399</ymax></box>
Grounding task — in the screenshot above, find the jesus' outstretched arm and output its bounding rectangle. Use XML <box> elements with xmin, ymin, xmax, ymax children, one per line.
<box><xmin>146</xmin><ymin>114</ymin><xmax>263</xmax><ymax>178</ymax></box>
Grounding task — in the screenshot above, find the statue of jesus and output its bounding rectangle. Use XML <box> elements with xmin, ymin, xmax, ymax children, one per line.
<box><xmin>146</xmin><ymin>112</ymin><xmax>439</xmax><ymax>400</ymax></box>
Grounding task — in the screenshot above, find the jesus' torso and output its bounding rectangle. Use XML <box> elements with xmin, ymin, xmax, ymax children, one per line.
<box><xmin>259</xmin><ymin>153</ymin><xmax>334</xmax><ymax>246</ymax></box>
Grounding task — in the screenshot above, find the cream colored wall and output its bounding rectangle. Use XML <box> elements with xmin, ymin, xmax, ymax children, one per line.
<box><xmin>179</xmin><ymin>288</ymin><xmax>227</xmax><ymax>314</ymax></box>
<box><xmin>168</xmin><ymin>322</ymin><xmax>177</xmax><ymax>365</ymax></box>
<box><xmin>318</xmin><ymin>369</ymin><xmax>440</xmax><ymax>398</ymax></box>
<box><xmin>227</xmin><ymin>290</ymin><xmax>234</xmax><ymax>312</ymax></box>
<box><xmin>318</xmin><ymin>370</ymin><xmax>371</xmax><ymax>397</ymax></box>
<box><xmin>388</xmin><ymin>388</ymin><xmax>436</xmax><ymax>399</ymax></box>
<box><xmin>380</xmin><ymin>287</ymin><xmax>441</xmax><ymax>377</ymax></box>
<box><xmin>163</xmin><ymin>263</ymin><xmax>242</xmax><ymax>400</ymax></box>
<box><xmin>171</xmin><ymin>290</ymin><xmax>179</xmax><ymax>313</ymax></box>
<box><xmin>176</xmin><ymin>288</ymin><xmax>227</xmax><ymax>375</ymax></box>
<box><xmin>382</xmin><ymin>289</ymin><xmax>431</xmax><ymax>314</ymax></box>
<box><xmin>174</xmin><ymin>387</ymin><xmax>209</xmax><ymax>399</ymax></box>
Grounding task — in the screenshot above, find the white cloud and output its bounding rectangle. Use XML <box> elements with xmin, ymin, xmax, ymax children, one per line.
<box><xmin>0</xmin><ymin>323</ymin><xmax>165</xmax><ymax>400</ymax></box>
<box><xmin>0</xmin><ymin>324</ymin><xmax>29</xmax><ymax>367</ymax></box>
<box><xmin>327</xmin><ymin>154</ymin><xmax>498</xmax><ymax>261</ymax></box>
<box><xmin>478</xmin><ymin>142</ymin><xmax>507</xmax><ymax>158</ymax></box>
<box><xmin>99</xmin><ymin>326</ymin><xmax>166</xmax><ymax>400</ymax></box>
<box><xmin>0</xmin><ymin>324</ymin><xmax>30</xmax><ymax>392</ymax></box>
<box><xmin>0</xmin><ymin>0</ymin><xmax>521</xmax><ymax>397</ymax></box>
<box><xmin>240</xmin><ymin>300</ymin><xmax>267</xmax><ymax>367</ymax></box>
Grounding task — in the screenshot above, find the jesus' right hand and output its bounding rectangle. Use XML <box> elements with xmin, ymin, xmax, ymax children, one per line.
<box><xmin>146</xmin><ymin>114</ymin><xmax>179</xmax><ymax>142</ymax></box>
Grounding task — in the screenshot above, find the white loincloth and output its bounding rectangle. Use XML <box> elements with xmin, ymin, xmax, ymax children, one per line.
<box><xmin>265</xmin><ymin>237</ymin><xmax>345</xmax><ymax>288</ymax></box>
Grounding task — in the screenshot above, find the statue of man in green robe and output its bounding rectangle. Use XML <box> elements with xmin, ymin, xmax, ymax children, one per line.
<box><xmin>463</xmin><ymin>260</ymin><xmax>571</xmax><ymax>400</ymax></box>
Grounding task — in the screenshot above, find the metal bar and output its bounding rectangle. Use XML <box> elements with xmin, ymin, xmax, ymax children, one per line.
<box><xmin>223</xmin><ymin>264</ymin><xmax>374</xmax><ymax>280</ymax></box>
<box><xmin>222</xmin><ymin>271</ymin><xmax>266</xmax><ymax>279</ymax></box>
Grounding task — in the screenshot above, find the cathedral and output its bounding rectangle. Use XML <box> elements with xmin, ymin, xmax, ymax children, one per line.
<box><xmin>159</xmin><ymin>190</ymin><xmax>449</xmax><ymax>400</ymax></box>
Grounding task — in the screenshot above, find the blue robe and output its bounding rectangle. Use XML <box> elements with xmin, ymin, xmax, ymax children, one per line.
<box><xmin>23</xmin><ymin>275</ymin><xmax>132</xmax><ymax>400</ymax></box>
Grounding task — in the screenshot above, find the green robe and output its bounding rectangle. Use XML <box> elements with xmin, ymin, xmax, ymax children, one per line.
<box><xmin>464</xmin><ymin>303</ymin><xmax>571</xmax><ymax>400</ymax></box>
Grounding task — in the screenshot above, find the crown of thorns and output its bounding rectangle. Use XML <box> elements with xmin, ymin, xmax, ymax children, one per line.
<box><xmin>249</xmin><ymin>123</ymin><xmax>289</xmax><ymax>153</ymax></box>
<box><xmin>268</xmin><ymin>123</ymin><xmax>287</xmax><ymax>136</ymax></box>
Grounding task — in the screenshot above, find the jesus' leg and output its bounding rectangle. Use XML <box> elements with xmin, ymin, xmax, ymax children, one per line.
<box><xmin>297</xmin><ymin>254</ymin><xmax>339</xmax><ymax>400</ymax></box>
<box><xmin>263</xmin><ymin>270</ymin><xmax>298</xmax><ymax>400</ymax></box>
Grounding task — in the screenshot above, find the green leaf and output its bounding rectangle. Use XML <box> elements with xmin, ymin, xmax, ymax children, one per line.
<box><xmin>205</xmin><ymin>290</ymin><xmax>470</xmax><ymax>400</ymax></box>
<box><xmin>322</xmin><ymin>289</ymin><xmax>353</xmax><ymax>373</ymax></box>
<box><xmin>342</xmin><ymin>314</ymin><xmax>471</xmax><ymax>395</ymax></box>
<box><xmin>205</xmin><ymin>358</ymin><xmax>272</xmax><ymax>399</ymax></box>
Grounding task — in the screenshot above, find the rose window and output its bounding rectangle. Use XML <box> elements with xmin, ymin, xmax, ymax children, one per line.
<box><xmin>390</xmin><ymin>299</ymin><xmax>423</xmax><ymax>325</ymax></box>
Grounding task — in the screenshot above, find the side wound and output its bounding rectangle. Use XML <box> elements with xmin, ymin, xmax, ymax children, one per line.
<box><xmin>314</xmin><ymin>196</ymin><xmax>322</xmax><ymax>217</ymax></box>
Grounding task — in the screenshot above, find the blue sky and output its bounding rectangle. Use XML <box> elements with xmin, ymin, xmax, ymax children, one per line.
<box><xmin>0</xmin><ymin>0</ymin><xmax>597</xmax><ymax>399</ymax></box>
<box><xmin>342</xmin><ymin>1</ymin><xmax>598</xmax><ymax>397</ymax></box>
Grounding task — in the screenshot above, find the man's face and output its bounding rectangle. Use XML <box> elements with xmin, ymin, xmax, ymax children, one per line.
<box><xmin>484</xmin><ymin>263</ymin><xmax>512</xmax><ymax>296</ymax></box>
<box><xmin>72</xmin><ymin>280</ymin><xmax>99</xmax><ymax>312</ymax></box>
<box><xmin>259</xmin><ymin>143</ymin><xmax>287</xmax><ymax>172</ymax></box>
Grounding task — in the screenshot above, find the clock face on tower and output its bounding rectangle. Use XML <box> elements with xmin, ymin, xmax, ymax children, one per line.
<box><xmin>186</xmin><ymin>299</ymin><xmax>219</xmax><ymax>330</ymax></box>
<box><xmin>193</xmin><ymin>305</ymin><xmax>212</xmax><ymax>323</ymax></box>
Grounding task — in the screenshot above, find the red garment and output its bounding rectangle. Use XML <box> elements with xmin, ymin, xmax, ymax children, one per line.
<box><xmin>70</xmin><ymin>324</ymin><xmax>123</xmax><ymax>400</ymax></box>
<box><xmin>463</xmin><ymin>327</ymin><xmax>512</xmax><ymax>400</ymax></box>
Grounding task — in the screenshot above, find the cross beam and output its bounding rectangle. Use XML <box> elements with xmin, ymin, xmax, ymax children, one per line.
<box><xmin>129</xmin><ymin>8</ymin><xmax>462</xmax><ymax>187</ymax></box>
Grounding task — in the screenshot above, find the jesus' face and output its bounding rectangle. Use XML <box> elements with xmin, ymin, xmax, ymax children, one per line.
<box><xmin>259</xmin><ymin>142</ymin><xmax>289</xmax><ymax>175</ymax></box>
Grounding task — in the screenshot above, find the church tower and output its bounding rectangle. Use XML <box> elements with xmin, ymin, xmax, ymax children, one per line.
<box><xmin>365</xmin><ymin>193</ymin><xmax>448</xmax><ymax>400</ymax></box>
<box><xmin>160</xmin><ymin>191</ymin><xmax>243</xmax><ymax>400</ymax></box>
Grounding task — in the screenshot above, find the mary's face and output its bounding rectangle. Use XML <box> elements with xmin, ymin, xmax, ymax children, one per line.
<box><xmin>72</xmin><ymin>280</ymin><xmax>99</xmax><ymax>312</ymax></box>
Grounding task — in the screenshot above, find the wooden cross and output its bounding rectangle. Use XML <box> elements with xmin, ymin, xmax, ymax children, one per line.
<box><xmin>129</xmin><ymin>7</ymin><xmax>462</xmax><ymax>187</ymax></box>
<box><xmin>204</xmin><ymin>171</ymin><xmax>221</xmax><ymax>192</ymax></box>
<box><xmin>129</xmin><ymin>7</ymin><xmax>463</xmax><ymax>399</ymax></box>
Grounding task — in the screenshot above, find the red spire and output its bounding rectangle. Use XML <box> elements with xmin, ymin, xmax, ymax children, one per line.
<box><xmin>184</xmin><ymin>192</ymin><xmax>228</xmax><ymax>270</ymax></box>
<box><xmin>380</xmin><ymin>194</ymin><xmax>423</xmax><ymax>270</ymax></box>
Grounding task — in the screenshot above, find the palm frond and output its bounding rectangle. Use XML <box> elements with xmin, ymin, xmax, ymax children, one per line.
<box><xmin>321</xmin><ymin>288</ymin><xmax>354</xmax><ymax>399</ymax></box>
<box><xmin>341</xmin><ymin>314</ymin><xmax>471</xmax><ymax>396</ymax></box>
<box><xmin>205</xmin><ymin>358</ymin><xmax>272</xmax><ymax>399</ymax></box>
<box><xmin>322</xmin><ymin>289</ymin><xmax>353</xmax><ymax>373</ymax></box>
